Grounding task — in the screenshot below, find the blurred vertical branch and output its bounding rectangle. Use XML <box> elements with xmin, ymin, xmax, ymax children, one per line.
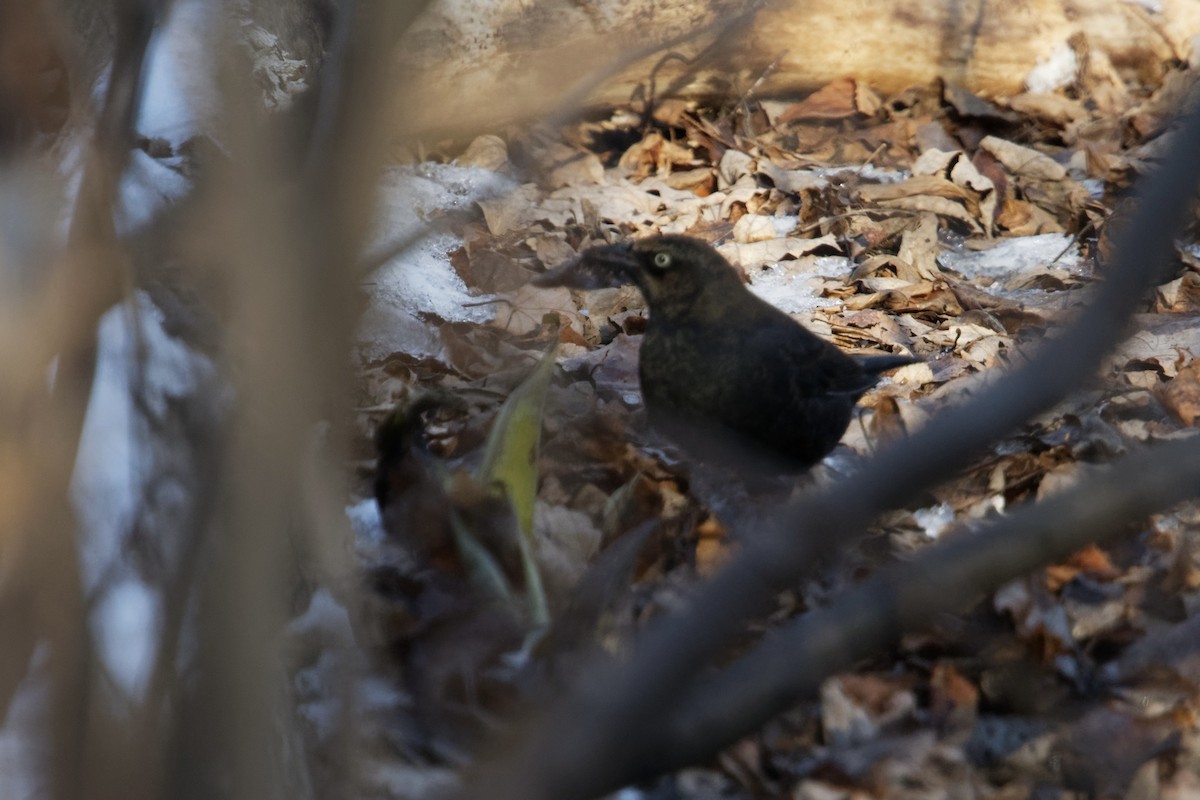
<box><xmin>0</xmin><ymin>1</ymin><xmax>157</xmax><ymax>799</ymax></box>
<box><xmin>3</xmin><ymin>0</ymin><xmax>429</xmax><ymax>797</ymax></box>
<box><xmin>174</xmin><ymin>2</ymin><xmax>434</xmax><ymax>798</ymax></box>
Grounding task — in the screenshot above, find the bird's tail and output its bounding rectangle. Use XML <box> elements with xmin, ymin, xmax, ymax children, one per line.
<box><xmin>855</xmin><ymin>353</ymin><xmax>919</xmax><ymax>376</ymax></box>
<box><xmin>830</xmin><ymin>352</ymin><xmax>920</xmax><ymax>398</ymax></box>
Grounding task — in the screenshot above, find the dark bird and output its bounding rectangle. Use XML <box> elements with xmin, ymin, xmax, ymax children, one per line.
<box><xmin>533</xmin><ymin>235</ymin><xmax>916</xmax><ymax>474</ymax></box>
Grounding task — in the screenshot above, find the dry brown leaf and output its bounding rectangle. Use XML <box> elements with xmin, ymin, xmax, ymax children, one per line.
<box><xmin>533</xmin><ymin>502</ymin><xmax>603</xmax><ymax>600</ymax></box>
<box><xmin>663</xmin><ymin>168</ymin><xmax>715</xmax><ymax>195</ymax></box>
<box><xmin>619</xmin><ymin>131</ymin><xmax>698</xmax><ymax>180</ymax></box>
<box><xmin>1155</xmin><ymin>359</ymin><xmax>1200</xmax><ymax>426</ymax></box>
<box><xmin>756</xmin><ymin>160</ymin><xmax>827</xmax><ymax>194</ymax></box>
<box><xmin>694</xmin><ymin>514</ymin><xmax>729</xmax><ymax>577</ymax></box>
<box><xmin>732</xmin><ymin>214</ymin><xmax>781</xmax><ymax>243</ymax></box>
<box><xmin>858</xmin><ymin>174</ymin><xmax>985</xmax><ymax>232</ymax></box>
<box><xmin>1154</xmin><ymin>272</ymin><xmax>1200</xmax><ymax>314</ymax></box>
<box><xmin>716</xmin><ymin>149</ymin><xmax>755</xmax><ymax>188</ymax></box>
<box><xmin>866</xmin><ymin>395</ymin><xmax>907</xmax><ymax>445</ymax></box>
<box><xmin>864</xmin><ymin>173</ymin><xmax>971</xmax><ymax>204</ymax></box>
<box><xmin>896</xmin><ymin>214</ymin><xmax>943</xmax><ymax>280</ymax></box>
<box><xmin>980</xmin><ymin>135</ymin><xmax>1067</xmax><ymax>181</ymax></box>
<box><xmin>453</xmin><ymin>247</ymin><xmax>530</xmax><ymax>294</ymax></box>
<box><xmin>779</xmin><ymin>77</ymin><xmax>863</xmax><ymax>122</ymax></box>
<box><xmin>820</xmin><ymin>673</ymin><xmax>916</xmax><ymax>744</ymax></box>
<box><xmin>1007</xmin><ymin>92</ymin><xmax>1089</xmax><ymax>126</ymax></box>
<box><xmin>1077</xmin><ymin>37</ymin><xmax>1133</xmax><ymax>116</ymax></box>
<box><xmin>996</xmin><ymin>197</ymin><xmax>1064</xmax><ymax>235</ymax></box>
<box><xmin>477</xmin><ymin>183</ymin><xmax>541</xmax><ymax>236</ymax></box>
<box><xmin>458</xmin><ymin>134</ymin><xmax>510</xmax><ymax>171</ymax></box>
<box><xmin>994</xmin><ymin>578</ymin><xmax>1076</xmax><ymax>659</ymax></box>
<box><xmin>528</xmin><ymin>233</ymin><xmax>577</xmax><ymax>269</ymax></box>
<box><xmin>1066</xmin><ymin>543</ymin><xmax>1118</xmax><ymax>577</ymax></box>
<box><xmin>1046</xmin><ymin>544</ymin><xmax>1118</xmax><ymax>591</ymax></box>
<box><xmin>717</xmin><ymin>235</ymin><xmax>841</xmax><ymax>267</ymax></box>
<box><xmin>929</xmin><ymin>662</ymin><xmax>979</xmax><ymax>732</ymax></box>
<box><xmin>491</xmin><ymin>284</ymin><xmax>587</xmax><ymax>338</ymax></box>
<box><xmin>915</xmin><ymin>149</ymin><xmax>997</xmax><ymax>232</ymax></box>
<box><xmin>1110</xmin><ymin>314</ymin><xmax>1200</xmax><ymax>378</ymax></box>
<box><xmin>838</xmin><ymin>308</ymin><xmax>914</xmax><ymax>350</ymax></box>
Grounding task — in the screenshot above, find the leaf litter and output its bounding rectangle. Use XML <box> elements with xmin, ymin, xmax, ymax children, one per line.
<box><xmin>326</xmin><ymin>53</ymin><xmax>1200</xmax><ymax>800</ymax></box>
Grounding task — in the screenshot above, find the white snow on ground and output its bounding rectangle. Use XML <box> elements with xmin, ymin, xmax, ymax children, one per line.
<box><xmin>54</xmin><ymin>0</ymin><xmax>222</xmax><ymax>703</ymax></box>
<box><xmin>358</xmin><ymin>163</ymin><xmax>517</xmax><ymax>360</ymax></box>
<box><xmin>1025</xmin><ymin>42</ymin><xmax>1079</xmax><ymax>94</ymax></box>
<box><xmin>938</xmin><ymin>233</ymin><xmax>1081</xmax><ymax>288</ymax></box>
<box><xmin>56</xmin><ymin>129</ymin><xmax>193</xmax><ymax>238</ymax></box>
<box><xmin>72</xmin><ymin>295</ymin><xmax>213</xmax><ymax>591</ymax></box>
<box><xmin>59</xmin><ymin>0</ymin><xmax>213</xmax><ymax>239</ymax></box>
<box><xmin>70</xmin><ymin>293</ymin><xmax>216</xmax><ymax>697</ymax></box>
<box><xmin>913</xmin><ymin>502</ymin><xmax>957</xmax><ymax>540</ymax></box>
<box><xmin>289</xmin><ymin>589</ymin><xmax>359</xmax><ymax>742</ymax></box>
<box><xmin>93</xmin><ymin>580</ymin><xmax>162</xmax><ymax>696</ymax></box>
<box><xmin>116</xmin><ymin>149</ymin><xmax>193</xmax><ymax>232</ymax></box>
<box><xmin>136</xmin><ymin>0</ymin><xmax>219</xmax><ymax>144</ymax></box>
<box><xmin>346</xmin><ymin>497</ymin><xmax>386</xmax><ymax>547</ymax></box>
<box><xmin>747</xmin><ymin>255</ymin><xmax>853</xmax><ymax>315</ymax></box>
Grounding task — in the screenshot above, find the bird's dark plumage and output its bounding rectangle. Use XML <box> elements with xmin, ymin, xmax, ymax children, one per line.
<box><xmin>533</xmin><ymin>235</ymin><xmax>915</xmax><ymax>472</ymax></box>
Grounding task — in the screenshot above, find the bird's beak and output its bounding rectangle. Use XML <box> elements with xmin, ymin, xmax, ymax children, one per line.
<box><xmin>531</xmin><ymin>242</ymin><xmax>638</xmax><ymax>290</ymax></box>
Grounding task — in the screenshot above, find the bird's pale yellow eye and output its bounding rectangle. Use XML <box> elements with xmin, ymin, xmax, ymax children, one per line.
<box><xmin>653</xmin><ymin>252</ymin><xmax>672</xmax><ymax>269</ymax></box>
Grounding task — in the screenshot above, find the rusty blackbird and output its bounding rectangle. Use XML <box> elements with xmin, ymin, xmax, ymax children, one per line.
<box><xmin>533</xmin><ymin>235</ymin><xmax>916</xmax><ymax>473</ymax></box>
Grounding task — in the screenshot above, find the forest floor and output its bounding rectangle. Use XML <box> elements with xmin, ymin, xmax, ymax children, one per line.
<box><xmin>339</xmin><ymin>56</ymin><xmax>1200</xmax><ymax>800</ymax></box>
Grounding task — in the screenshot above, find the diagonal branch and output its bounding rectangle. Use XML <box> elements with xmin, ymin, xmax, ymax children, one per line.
<box><xmin>661</xmin><ymin>434</ymin><xmax>1200</xmax><ymax>768</ymax></box>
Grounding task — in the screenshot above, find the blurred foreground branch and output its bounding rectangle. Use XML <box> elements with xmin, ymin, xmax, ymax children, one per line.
<box><xmin>666</xmin><ymin>433</ymin><xmax>1200</xmax><ymax>766</ymax></box>
<box><xmin>0</xmin><ymin>2</ymin><xmax>158</xmax><ymax>798</ymax></box>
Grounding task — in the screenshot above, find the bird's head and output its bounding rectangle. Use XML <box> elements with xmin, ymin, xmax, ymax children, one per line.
<box><xmin>532</xmin><ymin>235</ymin><xmax>742</xmax><ymax>311</ymax></box>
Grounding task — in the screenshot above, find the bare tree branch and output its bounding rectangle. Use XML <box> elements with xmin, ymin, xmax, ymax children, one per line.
<box><xmin>0</xmin><ymin>2</ymin><xmax>163</xmax><ymax>798</ymax></box>
<box><xmin>661</xmin><ymin>434</ymin><xmax>1200</xmax><ymax>769</ymax></box>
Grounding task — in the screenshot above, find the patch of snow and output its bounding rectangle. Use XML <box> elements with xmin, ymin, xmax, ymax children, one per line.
<box><xmin>371</xmin><ymin>164</ymin><xmax>516</xmax><ymax>254</ymax></box>
<box><xmin>770</xmin><ymin>215</ymin><xmax>799</xmax><ymax>237</ymax></box>
<box><xmin>115</xmin><ymin>149</ymin><xmax>192</xmax><ymax>233</ymax></box>
<box><xmin>294</xmin><ymin>650</ymin><xmax>343</xmax><ymax>743</ymax></box>
<box><xmin>288</xmin><ymin>588</ymin><xmax>355</xmax><ymax>650</ymax></box>
<box><xmin>72</xmin><ymin>294</ymin><xmax>216</xmax><ymax>594</ymax></box>
<box><xmin>913</xmin><ymin>502</ymin><xmax>956</xmax><ymax>540</ymax></box>
<box><xmin>346</xmin><ymin>497</ymin><xmax>385</xmax><ymax>546</ymax></box>
<box><xmin>359</xmin><ymin>761</ymin><xmax>459</xmax><ymax>799</ymax></box>
<box><xmin>1025</xmin><ymin>42</ymin><xmax>1078</xmax><ymax>94</ymax></box>
<box><xmin>614</xmin><ymin>790</ymin><xmax>649</xmax><ymax>800</ymax></box>
<box><xmin>1080</xmin><ymin>178</ymin><xmax>1105</xmax><ymax>199</ymax></box>
<box><xmin>359</xmin><ymin>164</ymin><xmax>517</xmax><ymax>361</ymax></box>
<box><xmin>748</xmin><ymin>256</ymin><xmax>851</xmax><ymax>314</ymax></box>
<box><xmin>57</xmin><ymin>125</ymin><xmax>191</xmax><ymax>240</ymax></box>
<box><xmin>136</xmin><ymin>0</ymin><xmax>220</xmax><ymax>144</ymax></box>
<box><xmin>92</xmin><ymin>579</ymin><xmax>161</xmax><ymax>698</ymax></box>
<box><xmin>357</xmin><ymin>675</ymin><xmax>408</xmax><ymax>712</ymax></box>
<box><xmin>938</xmin><ymin>234</ymin><xmax>1081</xmax><ymax>287</ymax></box>
<box><xmin>70</xmin><ymin>294</ymin><xmax>216</xmax><ymax>699</ymax></box>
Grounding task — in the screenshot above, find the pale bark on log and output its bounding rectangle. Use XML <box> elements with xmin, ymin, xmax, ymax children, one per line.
<box><xmin>394</xmin><ymin>0</ymin><xmax>1200</xmax><ymax>137</ymax></box>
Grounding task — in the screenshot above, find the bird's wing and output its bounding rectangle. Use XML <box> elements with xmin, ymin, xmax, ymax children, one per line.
<box><xmin>737</xmin><ymin>317</ymin><xmax>868</xmax><ymax>398</ymax></box>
